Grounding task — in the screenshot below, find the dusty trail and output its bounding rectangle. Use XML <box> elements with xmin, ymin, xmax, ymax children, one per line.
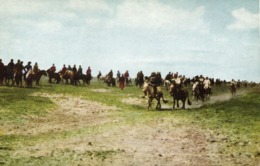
<box><xmin>4</xmin><ymin>90</ymin><xmax>255</xmax><ymax>165</ymax></box>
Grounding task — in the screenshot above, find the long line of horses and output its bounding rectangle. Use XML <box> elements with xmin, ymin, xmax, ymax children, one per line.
<box><xmin>0</xmin><ymin>64</ymin><xmax>259</xmax><ymax>110</ymax></box>
<box><xmin>0</xmin><ymin>66</ymin><xmax>92</xmax><ymax>88</ymax></box>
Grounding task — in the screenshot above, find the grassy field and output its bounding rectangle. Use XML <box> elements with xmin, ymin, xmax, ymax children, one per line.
<box><xmin>0</xmin><ymin>77</ymin><xmax>259</xmax><ymax>165</ymax></box>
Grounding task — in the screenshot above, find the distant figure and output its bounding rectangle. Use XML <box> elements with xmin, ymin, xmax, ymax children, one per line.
<box><xmin>49</xmin><ymin>64</ymin><xmax>56</xmax><ymax>73</ymax></box>
<box><xmin>33</xmin><ymin>62</ymin><xmax>39</xmax><ymax>74</ymax></box>
<box><xmin>97</xmin><ymin>71</ymin><xmax>102</xmax><ymax>80</ymax></box>
<box><xmin>119</xmin><ymin>74</ymin><xmax>125</xmax><ymax>90</ymax></box>
<box><xmin>86</xmin><ymin>66</ymin><xmax>91</xmax><ymax>77</ymax></box>
<box><xmin>78</xmin><ymin>65</ymin><xmax>83</xmax><ymax>75</ymax></box>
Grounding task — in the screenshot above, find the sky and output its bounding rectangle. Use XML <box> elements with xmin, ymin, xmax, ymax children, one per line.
<box><xmin>0</xmin><ymin>0</ymin><xmax>259</xmax><ymax>82</ymax></box>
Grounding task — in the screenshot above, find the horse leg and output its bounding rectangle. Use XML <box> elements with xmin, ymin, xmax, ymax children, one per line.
<box><xmin>182</xmin><ymin>99</ymin><xmax>186</xmax><ymax>109</ymax></box>
<box><xmin>148</xmin><ymin>98</ymin><xmax>152</xmax><ymax>110</ymax></box>
<box><xmin>173</xmin><ymin>98</ymin><xmax>175</xmax><ymax>109</ymax></box>
<box><xmin>156</xmin><ymin>97</ymin><xmax>161</xmax><ymax>110</ymax></box>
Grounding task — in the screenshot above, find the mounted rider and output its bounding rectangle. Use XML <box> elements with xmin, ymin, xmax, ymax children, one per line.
<box><xmin>24</xmin><ymin>61</ymin><xmax>32</xmax><ymax>79</ymax></box>
<box><xmin>77</xmin><ymin>65</ymin><xmax>83</xmax><ymax>75</ymax></box>
<box><xmin>49</xmin><ymin>64</ymin><xmax>56</xmax><ymax>74</ymax></box>
<box><xmin>33</xmin><ymin>62</ymin><xmax>39</xmax><ymax>74</ymax></box>
<box><xmin>86</xmin><ymin>66</ymin><xmax>91</xmax><ymax>77</ymax></box>
<box><xmin>0</xmin><ymin>59</ymin><xmax>5</xmax><ymax>85</ymax></box>
<box><xmin>60</xmin><ymin>64</ymin><xmax>67</xmax><ymax>75</ymax></box>
<box><xmin>107</xmin><ymin>70</ymin><xmax>113</xmax><ymax>81</ymax></box>
<box><xmin>149</xmin><ymin>72</ymin><xmax>162</xmax><ymax>95</ymax></box>
<box><xmin>72</xmin><ymin>65</ymin><xmax>77</xmax><ymax>73</ymax></box>
<box><xmin>203</xmin><ymin>77</ymin><xmax>211</xmax><ymax>90</ymax></box>
<box><xmin>0</xmin><ymin>59</ymin><xmax>4</xmax><ymax>72</ymax></box>
<box><xmin>7</xmin><ymin>59</ymin><xmax>14</xmax><ymax>70</ymax></box>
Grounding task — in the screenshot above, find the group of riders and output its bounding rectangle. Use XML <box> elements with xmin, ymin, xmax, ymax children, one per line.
<box><xmin>0</xmin><ymin>59</ymin><xmax>92</xmax><ymax>87</ymax></box>
<box><xmin>0</xmin><ymin>58</ymin><xmax>242</xmax><ymax>97</ymax></box>
<box><xmin>47</xmin><ymin>63</ymin><xmax>92</xmax><ymax>85</ymax></box>
<box><xmin>0</xmin><ymin>59</ymin><xmax>40</xmax><ymax>87</ymax></box>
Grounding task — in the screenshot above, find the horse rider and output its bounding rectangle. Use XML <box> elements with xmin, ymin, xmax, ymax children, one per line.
<box><xmin>124</xmin><ymin>70</ymin><xmax>129</xmax><ymax>79</ymax></box>
<box><xmin>107</xmin><ymin>70</ymin><xmax>113</xmax><ymax>80</ymax></box>
<box><xmin>0</xmin><ymin>59</ymin><xmax>5</xmax><ymax>85</ymax></box>
<box><xmin>7</xmin><ymin>59</ymin><xmax>14</xmax><ymax>70</ymax></box>
<box><xmin>230</xmin><ymin>79</ymin><xmax>236</xmax><ymax>86</ymax></box>
<box><xmin>49</xmin><ymin>64</ymin><xmax>56</xmax><ymax>74</ymax></box>
<box><xmin>116</xmin><ymin>70</ymin><xmax>121</xmax><ymax>80</ymax></box>
<box><xmin>14</xmin><ymin>60</ymin><xmax>24</xmax><ymax>73</ymax></box>
<box><xmin>165</xmin><ymin>72</ymin><xmax>172</xmax><ymax>80</ymax></box>
<box><xmin>72</xmin><ymin>65</ymin><xmax>77</xmax><ymax>73</ymax></box>
<box><xmin>24</xmin><ymin>61</ymin><xmax>32</xmax><ymax>79</ymax></box>
<box><xmin>78</xmin><ymin>65</ymin><xmax>83</xmax><ymax>75</ymax></box>
<box><xmin>33</xmin><ymin>62</ymin><xmax>39</xmax><ymax>74</ymax></box>
<box><xmin>97</xmin><ymin>71</ymin><xmax>102</xmax><ymax>80</ymax></box>
<box><xmin>86</xmin><ymin>66</ymin><xmax>91</xmax><ymax>77</ymax></box>
<box><xmin>67</xmin><ymin>65</ymin><xmax>72</xmax><ymax>71</ymax></box>
<box><xmin>149</xmin><ymin>72</ymin><xmax>162</xmax><ymax>94</ymax></box>
<box><xmin>61</xmin><ymin>64</ymin><xmax>67</xmax><ymax>75</ymax></box>
<box><xmin>119</xmin><ymin>74</ymin><xmax>125</xmax><ymax>90</ymax></box>
<box><xmin>0</xmin><ymin>59</ymin><xmax>4</xmax><ymax>71</ymax></box>
<box><xmin>203</xmin><ymin>77</ymin><xmax>211</xmax><ymax>90</ymax></box>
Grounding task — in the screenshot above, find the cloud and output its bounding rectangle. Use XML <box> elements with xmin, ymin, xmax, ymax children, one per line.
<box><xmin>67</xmin><ymin>0</ymin><xmax>112</xmax><ymax>13</ymax></box>
<box><xmin>12</xmin><ymin>19</ymin><xmax>63</xmax><ymax>33</ymax></box>
<box><xmin>111</xmin><ymin>0</ymin><xmax>208</xmax><ymax>32</ymax></box>
<box><xmin>227</xmin><ymin>8</ymin><xmax>259</xmax><ymax>30</ymax></box>
<box><xmin>0</xmin><ymin>0</ymin><xmax>46</xmax><ymax>15</ymax></box>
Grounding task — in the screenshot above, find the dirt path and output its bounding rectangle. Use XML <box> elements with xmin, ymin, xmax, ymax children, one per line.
<box><xmin>6</xmin><ymin>91</ymin><xmax>255</xmax><ymax>165</ymax></box>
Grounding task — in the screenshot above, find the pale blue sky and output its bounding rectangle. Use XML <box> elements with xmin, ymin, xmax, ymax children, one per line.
<box><xmin>0</xmin><ymin>0</ymin><xmax>259</xmax><ymax>81</ymax></box>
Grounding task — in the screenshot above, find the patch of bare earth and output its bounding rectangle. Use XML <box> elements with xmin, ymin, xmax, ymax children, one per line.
<box><xmin>6</xmin><ymin>92</ymin><xmax>256</xmax><ymax>165</ymax></box>
<box><xmin>3</xmin><ymin>92</ymin><xmax>118</xmax><ymax>136</ymax></box>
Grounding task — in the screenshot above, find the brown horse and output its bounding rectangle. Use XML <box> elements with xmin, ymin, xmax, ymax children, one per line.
<box><xmin>47</xmin><ymin>69</ymin><xmax>61</xmax><ymax>83</ymax></box>
<box><xmin>170</xmin><ymin>83</ymin><xmax>191</xmax><ymax>109</ymax></box>
<box><xmin>143</xmin><ymin>81</ymin><xmax>168</xmax><ymax>110</ymax></box>
<box><xmin>14</xmin><ymin>70</ymin><xmax>23</xmax><ymax>87</ymax></box>
<box><xmin>34</xmin><ymin>70</ymin><xmax>47</xmax><ymax>85</ymax></box>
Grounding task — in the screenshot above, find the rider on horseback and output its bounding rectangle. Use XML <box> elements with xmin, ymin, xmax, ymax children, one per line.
<box><xmin>33</xmin><ymin>62</ymin><xmax>39</xmax><ymax>74</ymax></box>
<box><xmin>49</xmin><ymin>64</ymin><xmax>56</xmax><ymax>74</ymax></box>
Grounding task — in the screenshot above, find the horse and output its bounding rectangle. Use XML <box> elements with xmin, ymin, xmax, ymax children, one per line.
<box><xmin>193</xmin><ymin>83</ymin><xmax>205</xmax><ymax>101</ymax></box>
<box><xmin>84</xmin><ymin>74</ymin><xmax>92</xmax><ymax>85</ymax></box>
<box><xmin>105</xmin><ymin>76</ymin><xmax>116</xmax><ymax>87</ymax></box>
<box><xmin>25</xmin><ymin>69</ymin><xmax>33</xmax><ymax>88</ymax></box>
<box><xmin>34</xmin><ymin>70</ymin><xmax>47</xmax><ymax>86</ymax></box>
<box><xmin>204</xmin><ymin>86</ymin><xmax>212</xmax><ymax>100</ymax></box>
<box><xmin>3</xmin><ymin>66</ymin><xmax>14</xmax><ymax>86</ymax></box>
<box><xmin>163</xmin><ymin>79</ymin><xmax>171</xmax><ymax>91</ymax></box>
<box><xmin>230</xmin><ymin>84</ymin><xmax>236</xmax><ymax>96</ymax></box>
<box><xmin>135</xmin><ymin>75</ymin><xmax>144</xmax><ymax>88</ymax></box>
<box><xmin>14</xmin><ymin>70</ymin><xmax>23</xmax><ymax>87</ymax></box>
<box><xmin>46</xmin><ymin>69</ymin><xmax>61</xmax><ymax>84</ymax></box>
<box><xmin>170</xmin><ymin>83</ymin><xmax>191</xmax><ymax>109</ymax></box>
<box><xmin>143</xmin><ymin>81</ymin><xmax>168</xmax><ymax>110</ymax></box>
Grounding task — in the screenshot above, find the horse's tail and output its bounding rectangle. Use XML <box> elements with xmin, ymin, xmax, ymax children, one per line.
<box><xmin>187</xmin><ymin>97</ymin><xmax>192</xmax><ymax>105</ymax></box>
<box><xmin>162</xmin><ymin>96</ymin><xmax>168</xmax><ymax>103</ymax></box>
<box><xmin>186</xmin><ymin>90</ymin><xmax>192</xmax><ymax>105</ymax></box>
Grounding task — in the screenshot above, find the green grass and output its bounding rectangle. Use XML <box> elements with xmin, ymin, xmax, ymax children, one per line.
<box><xmin>0</xmin><ymin>78</ymin><xmax>259</xmax><ymax>165</ymax></box>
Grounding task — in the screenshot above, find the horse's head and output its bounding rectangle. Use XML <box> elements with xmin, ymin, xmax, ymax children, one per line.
<box><xmin>41</xmin><ymin>70</ymin><xmax>47</xmax><ymax>76</ymax></box>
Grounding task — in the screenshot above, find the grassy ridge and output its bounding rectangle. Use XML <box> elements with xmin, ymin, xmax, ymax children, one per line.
<box><xmin>0</xmin><ymin>79</ymin><xmax>259</xmax><ymax>165</ymax></box>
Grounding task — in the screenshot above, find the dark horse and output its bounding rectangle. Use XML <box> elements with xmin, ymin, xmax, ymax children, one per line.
<box><xmin>230</xmin><ymin>83</ymin><xmax>236</xmax><ymax>96</ymax></box>
<box><xmin>34</xmin><ymin>70</ymin><xmax>47</xmax><ymax>86</ymax></box>
<box><xmin>2</xmin><ymin>66</ymin><xmax>14</xmax><ymax>86</ymax></box>
<box><xmin>135</xmin><ymin>75</ymin><xmax>144</xmax><ymax>88</ymax></box>
<box><xmin>25</xmin><ymin>70</ymin><xmax>47</xmax><ymax>87</ymax></box>
<box><xmin>105</xmin><ymin>76</ymin><xmax>116</xmax><ymax>87</ymax></box>
<box><xmin>170</xmin><ymin>83</ymin><xmax>191</xmax><ymax>109</ymax></box>
<box><xmin>14</xmin><ymin>70</ymin><xmax>23</xmax><ymax>87</ymax></box>
<box><xmin>194</xmin><ymin>83</ymin><xmax>205</xmax><ymax>101</ymax></box>
<box><xmin>47</xmin><ymin>69</ymin><xmax>61</xmax><ymax>84</ymax></box>
<box><xmin>143</xmin><ymin>81</ymin><xmax>168</xmax><ymax>110</ymax></box>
